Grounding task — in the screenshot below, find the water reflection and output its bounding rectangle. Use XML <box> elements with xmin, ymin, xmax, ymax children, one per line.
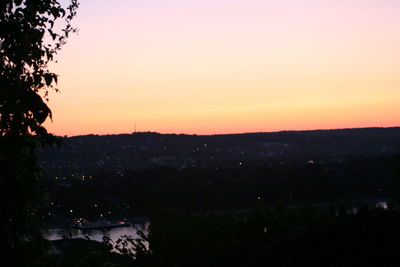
<box><xmin>42</xmin><ymin>222</ymin><xmax>150</xmax><ymax>245</ymax></box>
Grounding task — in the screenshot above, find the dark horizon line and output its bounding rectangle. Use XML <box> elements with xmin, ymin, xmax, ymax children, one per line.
<box><xmin>57</xmin><ymin>125</ymin><xmax>400</xmax><ymax>138</ymax></box>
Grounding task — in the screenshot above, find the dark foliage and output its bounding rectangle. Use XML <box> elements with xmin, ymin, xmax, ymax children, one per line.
<box><xmin>136</xmin><ymin>205</ymin><xmax>400</xmax><ymax>267</ymax></box>
<box><xmin>0</xmin><ymin>1</ymin><xmax>78</xmax><ymax>265</ymax></box>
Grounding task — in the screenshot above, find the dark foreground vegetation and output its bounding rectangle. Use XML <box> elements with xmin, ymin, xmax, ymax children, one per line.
<box><xmin>43</xmin><ymin>203</ymin><xmax>400</xmax><ymax>267</ymax></box>
<box><xmin>144</xmin><ymin>205</ymin><xmax>400</xmax><ymax>267</ymax></box>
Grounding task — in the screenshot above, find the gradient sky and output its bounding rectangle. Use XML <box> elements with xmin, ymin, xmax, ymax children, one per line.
<box><xmin>44</xmin><ymin>0</ymin><xmax>400</xmax><ymax>136</ymax></box>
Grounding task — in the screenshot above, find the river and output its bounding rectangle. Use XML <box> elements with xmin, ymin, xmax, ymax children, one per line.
<box><xmin>42</xmin><ymin>221</ymin><xmax>150</xmax><ymax>246</ymax></box>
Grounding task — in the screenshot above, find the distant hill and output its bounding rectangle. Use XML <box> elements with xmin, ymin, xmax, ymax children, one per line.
<box><xmin>39</xmin><ymin>127</ymin><xmax>400</xmax><ymax>175</ymax></box>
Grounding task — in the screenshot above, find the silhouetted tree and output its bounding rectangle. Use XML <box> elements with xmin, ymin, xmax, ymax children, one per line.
<box><xmin>0</xmin><ymin>1</ymin><xmax>78</xmax><ymax>265</ymax></box>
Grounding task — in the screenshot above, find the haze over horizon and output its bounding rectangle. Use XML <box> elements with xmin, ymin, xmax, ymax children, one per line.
<box><xmin>45</xmin><ymin>0</ymin><xmax>400</xmax><ymax>136</ymax></box>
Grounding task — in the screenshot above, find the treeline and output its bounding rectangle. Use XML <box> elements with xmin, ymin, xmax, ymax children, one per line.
<box><xmin>45</xmin><ymin>154</ymin><xmax>399</xmax><ymax>221</ymax></box>
<box><xmin>51</xmin><ymin>204</ymin><xmax>400</xmax><ymax>266</ymax></box>
<box><xmin>140</xmin><ymin>204</ymin><xmax>400</xmax><ymax>267</ymax></box>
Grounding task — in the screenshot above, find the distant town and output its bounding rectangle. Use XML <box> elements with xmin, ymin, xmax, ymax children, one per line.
<box><xmin>39</xmin><ymin>127</ymin><xmax>400</xmax><ymax>177</ymax></box>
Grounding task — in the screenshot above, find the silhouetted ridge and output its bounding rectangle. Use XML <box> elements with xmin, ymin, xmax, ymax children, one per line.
<box><xmin>39</xmin><ymin>127</ymin><xmax>400</xmax><ymax>174</ymax></box>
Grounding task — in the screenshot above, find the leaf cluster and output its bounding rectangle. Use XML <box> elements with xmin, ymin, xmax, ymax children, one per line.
<box><xmin>0</xmin><ymin>0</ymin><xmax>78</xmax><ymax>137</ymax></box>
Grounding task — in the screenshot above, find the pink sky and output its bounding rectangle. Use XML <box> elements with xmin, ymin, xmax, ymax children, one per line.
<box><xmin>45</xmin><ymin>0</ymin><xmax>400</xmax><ymax>136</ymax></box>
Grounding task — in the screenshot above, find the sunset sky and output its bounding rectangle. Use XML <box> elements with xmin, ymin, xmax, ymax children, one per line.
<box><xmin>45</xmin><ymin>0</ymin><xmax>400</xmax><ymax>136</ymax></box>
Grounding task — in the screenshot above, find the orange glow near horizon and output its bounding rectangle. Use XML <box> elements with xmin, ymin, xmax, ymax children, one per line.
<box><xmin>44</xmin><ymin>0</ymin><xmax>400</xmax><ymax>136</ymax></box>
